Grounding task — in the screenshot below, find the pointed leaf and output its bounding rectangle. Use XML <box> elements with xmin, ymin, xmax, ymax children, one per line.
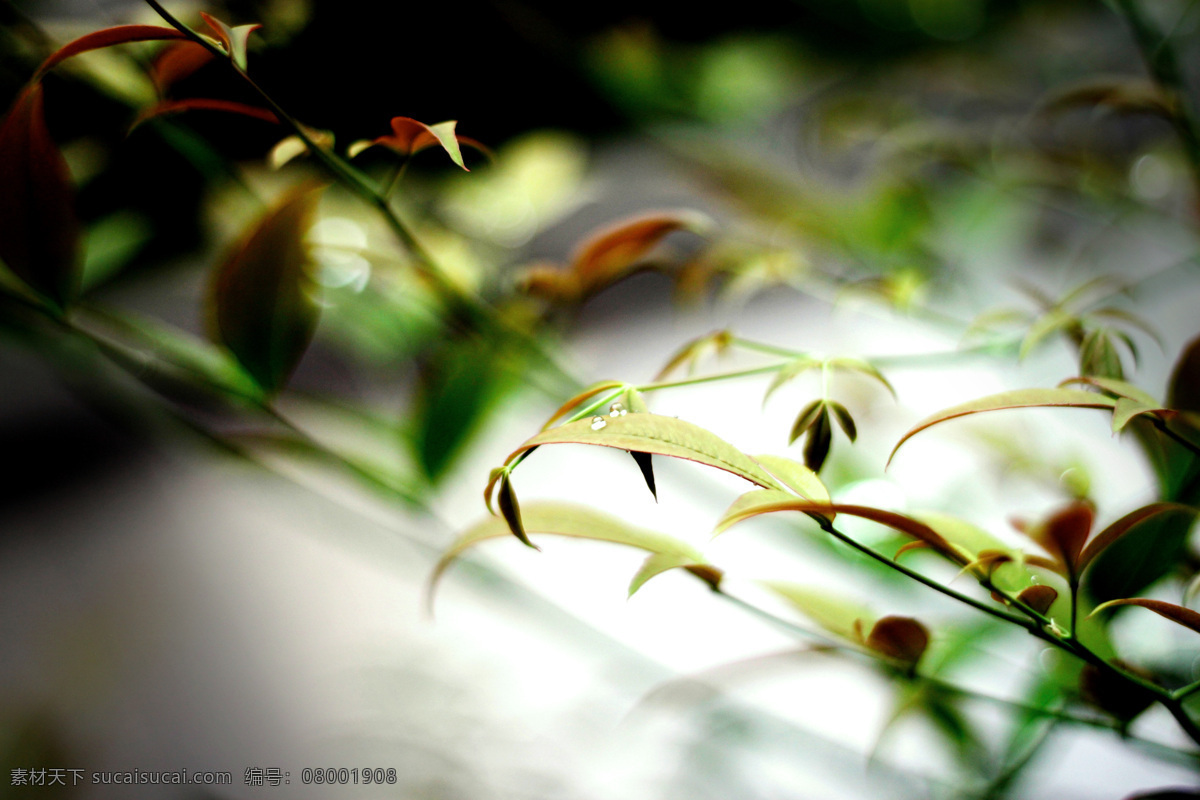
<box><xmin>802</xmin><ymin>405</ymin><xmax>832</xmax><ymax>472</ymax></box>
<box><xmin>1032</xmin><ymin>501</ymin><xmax>1094</xmax><ymax>580</ymax></box>
<box><xmin>714</xmin><ymin>489</ymin><xmax>825</xmax><ymax>536</ymax></box>
<box><xmin>371</xmin><ymin>116</ymin><xmax>470</xmax><ymax>170</ymax></box>
<box><xmin>629</xmin><ymin>551</ymin><xmax>703</xmax><ymax>596</ymax></box>
<box><xmin>0</xmin><ymin>85</ymin><xmax>80</xmax><ymax>307</ymax></box>
<box><xmin>151</xmin><ymin>41</ymin><xmax>216</xmax><ymax>94</ymax></box>
<box><xmin>763</xmin><ymin>355</ymin><xmax>822</xmax><ymax>401</ymax></box>
<box><xmin>200</xmin><ymin>12</ymin><xmax>261</xmax><ymax>72</ymax></box>
<box><xmin>1060</xmin><ymin>376</ymin><xmax>1158</xmax><ymax>406</ymax></box>
<box><xmin>430</xmin><ymin>501</ymin><xmax>704</xmax><ymax>600</ymax></box>
<box><xmin>508</xmin><ymin>413</ymin><xmax>784</xmax><ymax>491</ymax></box>
<box><xmin>1112</xmin><ymin>397</ymin><xmax>1170</xmax><ymax>433</ymax></box>
<box><xmin>760</xmin><ymin>580</ymin><xmax>874</xmax><ymax>641</ymax></box>
<box><xmin>483</xmin><ymin>466</ymin><xmax>505</xmax><ymax>515</ymax></box>
<box><xmin>654</xmin><ymin>329</ymin><xmax>732</xmax><ymax>379</ymax></box>
<box><xmin>209</xmin><ymin>184</ymin><xmax>324</xmax><ymax>393</ymax></box>
<box><xmin>1020</xmin><ymin>308</ymin><xmax>1077</xmax><ymax>359</ymax></box>
<box><xmin>570</xmin><ymin>210</ymin><xmax>712</xmax><ymax>293</ymax></box>
<box><xmin>623</xmin><ymin>387</ymin><xmax>650</xmax><ymax>414</ymax></box>
<box><xmin>826</xmin><ymin>357</ymin><xmax>897</xmax><ymax>398</ymax></box>
<box><xmin>132</xmin><ymin>98</ymin><xmax>279</xmax><ymax>129</ymax></box>
<box><xmin>866</xmin><ymin>616</ymin><xmax>929</xmax><ymax>666</ymax></box>
<box><xmin>629</xmin><ymin>450</ymin><xmax>657</xmax><ymax>501</ymax></box>
<box><xmin>497</xmin><ymin>472</ymin><xmax>536</xmax><ymax>549</ymax></box>
<box><xmin>788</xmin><ymin>398</ymin><xmax>825</xmax><ymax>445</ymax></box>
<box><xmin>1169</xmin><ymin>335</ymin><xmax>1200</xmax><ymax>413</ymax></box>
<box><xmin>1091</xmin><ymin>598</ymin><xmax>1200</xmax><ymax>635</ymax></box>
<box><xmin>752</xmin><ymin>454</ymin><xmax>830</xmax><ymax>504</ymax></box>
<box><xmin>889</xmin><ymin>389</ymin><xmax>1117</xmax><ymax>466</ymax></box>
<box><xmin>1079</xmin><ymin>328</ymin><xmax>1125</xmax><ymax>380</ymax></box>
<box><xmin>33</xmin><ymin>24</ymin><xmax>188</xmax><ymax>81</ymax></box>
<box><xmin>1017</xmin><ymin>585</ymin><xmax>1059</xmax><ymax>615</ymax></box>
<box><xmin>541</xmin><ymin>380</ymin><xmax>625</xmax><ymax>430</ymax></box>
<box><xmin>828</xmin><ymin>400</ymin><xmax>857</xmax><ymax>442</ymax></box>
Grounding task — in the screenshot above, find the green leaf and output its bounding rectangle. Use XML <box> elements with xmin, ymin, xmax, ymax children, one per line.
<box><xmin>629</xmin><ymin>551</ymin><xmax>705</xmax><ymax>596</ymax></box>
<box><xmin>828</xmin><ymin>400</ymin><xmax>857</xmax><ymax>442</ymax></box>
<box><xmin>751</xmin><ymin>454</ymin><xmax>830</xmax><ymax>504</ymax></box>
<box><xmin>209</xmin><ymin>184</ymin><xmax>324</xmax><ymax>394</ymax></box>
<box><xmin>1111</xmin><ymin>397</ymin><xmax>1169</xmax><ymax>433</ymax></box>
<box><xmin>889</xmin><ymin>388</ymin><xmax>1118</xmax><ymax>466</ymax></box>
<box><xmin>1079</xmin><ymin>328</ymin><xmax>1125</xmax><ymax>380</ymax></box>
<box><xmin>509</xmin><ymin>413</ymin><xmax>783</xmax><ymax>491</ymax></box>
<box><xmin>788</xmin><ymin>398</ymin><xmax>825</xmax><ymax>445</ymax></box>
<box><xmin>1019</xmin><ymin>308</ymin><xmax>1077</xmax><ymax>359</ymax></box>
<box><xmin>826</xmin><ymin>357</ymin><xmax>897</xmax><ymax>398</ymax></box>
<box><xmin>430</xmin><ymin>501</ymin><xmax>705</xmax><ymax>601</ymax></box>
<box><xmin>1091</xmin><ymin>598</ymin><xmax>1200</xmax><ymax>635</ymax></box>
<box><xmin>0</xmin><ymin>84</ymin><xmax>80</xmax><ymax>308</ymax></box>
<box><xmin>540</xmin><ymin>380</ymin><xmax>625</xmax><ymax>430</ymax></box>
<box><xmin>200</xmin><ymin>12</ymin><xmax>261</xmax><ymax>72</ymax></box>
<box><xmin>1060</xmin><ymin>376</ymin><xmax>1158</xmax><ymax>406</ymax></box>
<box><xmin>714</xmin><ymin>488</ymin><xmax>824</xmax><ymax>536</ymax></box>
<box><xmin>760</xmin><ymin>580</ymin><xmax>873</xmax><ymax>641</ymax></box>
<box><xmin>802</xmin><ymin>404</ymin><xmax>832</xmax><ymax>472</ymax></box>
<box><xmin>763</xmin><ymin>355</ymin><xmax>821</xmax><ymax>401</ymax></box>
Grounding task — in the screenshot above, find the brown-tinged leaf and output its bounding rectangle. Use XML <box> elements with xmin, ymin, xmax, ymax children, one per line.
<box><xmin>1091</xmin><ymin>598</ymin><xmax>1200</xmax><ymax>635</ymax></box>
<box><xmin>828</xmin><ymin>400</ymin><xmax>857</xmax><ymax>442</ymax></box>
<box><xmin>507</xmin><ymin>413</ymin><xmax>784</xmax><ymax>492</ymax></box>
<box><xmin>0</xmin><ymin>84</ymin><xmax>80</xmax><ymax>308</ymax></box>
<box><xmin>655</xmin><ymin>329</ymin><xmax>733</xmax><ymax>380</ymax></box>
<box><xmin>429</xmin><ymin>501</ymin><xmax>705</xmax><ymax>603</ymax></box>
<box><xmin>802</xmin><ymin>405</ymin><xmax>832</xmax><ymax>472</ymax></box>
<box><xmin>570</xmin><ymin>210</ymin><xmax>711</xmax><ymax>293</ymax></box>
<box><xmin>1017</xmin><ymin>585</ymin><xmax>1059</xmax><ymax>615</ymax></box>
<box><xmin>209</xmin><ymin>184</ymin><xmax>324</xmax><ymax>393</ymax></box>
<box><xmin>713</xmin><ymin>489</ymin><xmax>824</xmax><ymax>536</ymax></box>
<box><xmin>788</xmin><ymin>399</ymin><xmax>825</xmax><ymax>445</ymax></box>
<box><xmin>32</xmin><ymin>24</ymin><xmax>188</xmax><ymax>81</ymax></box>
<box><xmin>368</xmin><ymin>117</ymin><xmax>470</xmax><ymax>170</ymax></box>
<box><xmin>866</xmin><ymin>616</ymin><xmax>929</xmax><ymax>666</ymax></box>
<box><xmin>131</xmin><ymin>98</ymin><xmax>279</xmax><ymax>130</ymax></box>
<box><xmin>483</xmin><ymin>466</ymin><xmax>505</xmax><ymax>514</ymax></box>
<box><xmin>1169</xmin><ymin>335</ymin><xmax>1200</xmax><ymax>413</ymax></box>
<box><xmin>540</xmin><ymin>380</ymin><xmax>625</xmax><ymax>430</ymax></box>
<box><xmin>888</xmin><ymin>388</ymin><xmax>1118</xmax><ymax>466</ymax></box>
<box><xmin>630</xmin><ymin>450</ymin><xmax>657</xmax><ymax>501</ymax></box>
<box><xmin>497</xmin><ymin>472</ymin><xmax>536</xmax><ymax>549</ymax></box>
<box><xmin>751</xmin><ymin>454</ymin><xmax>830</xmax><ymax>504</ymax></box>
<box><xmin>151</xmin><ymin>41</ymin><xmax>216</xmax><ymax>95</ymax></box>
<box><xmin>1032</xmin><ymin>501</ymin><xmax>1094</xmax><ymax>580</ymax></box>
<box><xmin>200</xmin><ymin>12</ymin><xmax>261</xmax><ymax>72</ymax></box>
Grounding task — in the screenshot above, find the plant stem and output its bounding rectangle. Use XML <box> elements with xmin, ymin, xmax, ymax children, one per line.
<box><xmin>637</xmin><ymin>364</ymin><xmax>782</xmax><ymax>392</ymax></box>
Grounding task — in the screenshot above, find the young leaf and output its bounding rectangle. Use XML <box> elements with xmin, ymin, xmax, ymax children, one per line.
<box><xmin>1078</xmin><ymin>503</ymin><xmax>1192</xmax><ymax>574</ymax></box>
<box><xmin>828</xmin><ymin>400</ymin><xmax>857</xmax><ymax>442</ymax></box>
<box><xmin>367</xmin><ymin>117</ymin><xmax>471</xmax><ymax>170</ymax></box>
<box><xmin>132</xmin><ymin>98</ymin><xmax>279</xmax><ymax>130</ymax></box>
<box><xmin>802</xmin><ymin>404</ymin><xmax>832</xmax><ymax>472</ymax></box>
<box><xmin>1111</xmin><ymin>397</ymin><xmax>1171</xmax><ymax>433</ymax></box>
<box><xmin>209</xmin><ymin>184</ymin><xmax>325</xmax><ymax>393</ymax></box>
<box><xmin>763</xmin><ymin>355</ymin><xmax>821</xmax><ymax>402</ymax></box>
<box><xmin>508</xmin><ymin>413</ymin><xmax>784</xmax><ymax>492</ymax></box>
<box><xmin>629</xmin><ymin>551</ymin><xmax>704</xmax><ymax>596</ymax></box>
<box><xmin>1031</xmin><ymin>501</ymin><xmax>1094</xmax><ymax>581</ymax></box>
<box><xmin>1060</xmin><ymin>376</ymin><xmax>1158</xmax><ymax>407</ymax></box>
<box><xmin>826</xmin><ymin>357</ymin><xmax>897</xmax><ymax>398</ymax></box>
<box><xmin>570</xmin><ymin>211</ymin><xmax>711</xmax><ymax>293</ymax></box>
<box><xmin>889</xmin><ymin>388</ymin><xmax>1118</xmax><ymax>466</ymax></box>
<box><xmin>497</xmin><ymin>472</ymin><xmax>536</xmax><ymax>549</ymax></box>
<box><xmin>429</xmin><ymin>501</ymin><xmax>705</xmax><ymax>601</ymax></box>
<box><xmin>200</xmin><ymin>12</ymin><xmax>261</xmax><ymax>72</ymax></box>
<box><xmin>540</xmin><ymin>380</ymin><xmax>625</xmax><ymax>430</ymax></box>
<box><xmin>1016</xmin><ymin>585</ymin><xmax>1059</xmax><ymax>615</ymax></box>
<box><xmin>0</xmin><ymin>85</ymin><xmax>80</xmax><ymax>308</ymax></box>
<box><xmin>629</xmin><ymin>450</ymin><xmax>657</xmax><ymax>501</ymax></box>
<box><xmin>751</xmin><ymin>454</ymin><xmax>831</xmax><ymax>504</ymax></box>
<box><xmin>760</xmin><ymin>580</ymin><xmax>873</xmax><ymax>641</ymax></box>
<box><xmin>788</xmin><ymin>399</ymin><xmax>825</xmax><ymax>445</ymax></box>
<box><xmin>654</xmin><ymin>329</ymin><xmax>732</xmax><ymax>380</ymax></box>
<box><xmin>866</xmin><ymin>616</ymin><xmax>929</xmax><ymax>666</ymax></box>
<box><xmin>32</xmin><ymin>24</ymin><xmax>188</xmax><ymax>81</ymax></box>
<box><xmin>1079</xmin><ymin>328</ymin><xmax>1126</xmax><ymax>380</ymax></box>
<box><xmin>1090</xmin><ymin>598</ymin><xmax>1200</xmax><ymax>635</ymax></box>
<box><xmin>714</xmin><ymin>489</ymin><xmax>825</xmax><ymax>536</ymax></box>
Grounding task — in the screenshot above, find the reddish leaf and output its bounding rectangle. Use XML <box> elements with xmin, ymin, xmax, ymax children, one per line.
<box><xmin>151</xmin><ymin>41</ymin><xmax>216</xmax><ymax>95</ymax></box>
<box><xmin>209</xmin><ymin>184</ymin><xmax>325</xmax><ymax>393</ymax></box>
<box><xmin>1078</xmin><ymin>503</ymin><xmax>1194</xmax><ymax>574</ymax></box>
<box><xmin>132</xmin><ymin>98</ymin><xmax>279</xmax><ymax>129</ymax></box>
<box><xmin>570</xmin><ymin>211</ymin><xmax>709</xmax><ymax>293</ymax></box>
<box><xmin>33</xmin><ymin>24</ymin><xmax>187</xmax><ymax>81</ymax></box>
<box><xmin>1091</xmin><ymin>598</ymin><xmax>1200</xmax><ymax>635</ymax></box>
<box><xmin>0</xmin><ymin>85</ymin><xmax>79</xmax><ymax>307</ymax></box>
<box><xmin>200</xmin><ymin>12</ymin><xmax>260</xmax><ymax>72</ymax></box>
<box><xmin>1016</xmin><ymin>585</ymin><xmax>1058</xmax><ymax>615</ymax></box>
<box><xmin>865</xmin><ymin>616</ymin><xmax>929</xmax><ymax>666</ymax></box>
<box><xmin>1033</xmin><ymin>501</ymin><xmax>1094</xmax><ymax>580</ymax></box>
<box><xmin>372</xmin><ymin>117</ymin><xmax>469</xmax><ymax>170</ymax></box>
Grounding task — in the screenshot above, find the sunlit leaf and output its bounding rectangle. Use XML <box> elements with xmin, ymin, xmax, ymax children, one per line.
<box><xmin>32</xmin><ymin>24</ymin><xmax>188</xmax><ymax>81</ymax></box>
<box><xmin>866</xmin><ymin>616</ymin><xmax>929</xmax><ymax>666</ymax></box>
<box><xmin>0</xmin><ymin>85</ymin><xmax>80</xmax><ymax>308</ymax></box>
<box><xmin>200</xmin><ymin>12</ymin><xmax>261</xmax><ymax>72</ymax></box>
<box><xmin>132</xmin><ymin>98</ymin><xmax>279</xmax><ymax>130</ymax></box>
<box><xmin>269</xmin><ymin>129</ymin><xmax>335</xmax><ymax>170</ymax></box>
<box><xmin>629</xmin><ymin>551</ymin><xmax>704</xmax><ymax>596</ymax></box>
<box><xmin>209</xmin><ymin>183</ymin><xmax>324</xmax><ymax>393</ymax></box>
<box><xmin>497</xmin><ymin>472</ymin><xmax>535</xmax><ymax>549</ymax></box>
<box><xmin>802</xmin><ymin>404</ymin><xmax>832</xmax><ymax>472</ymax></box>
<box><xmin>1060</xmin><ymin>376</ymin><xmax>1158</xmax><ymax>406</ymax></box>
<box><xmin>541</xmin><ymin>380</ymin><xmax>625</xmax><ymax>430</ymax></box>
<box><xmin>714</xmin><ymin>489</ymin><xmax>824</xmax><ymax>536</ymax></box>
<box><xmin>889</xmin><ymin>389</ymin><xmax>1118</xmax><ymax>466</ymax></box>
<box><xmin>760</xmin><ymin>580</ymin><xmax>873</xmax><ymax>641</ymax></box>
<box><xmin>752</xmin><ymin>454</ymin><xmax>830</xmax><ymax>504</ymax></box>
<box><xmin>430</xmin><ymin>501</ymin><xmax>705</xmax><ymax>601</ymax></box>
<box><xmin>509</xmin><ymin>413</ymin><xmax>784</xmax><ymax>491</ymax></box>
<box><xmin>1111</xmin><ymin>397</ymin><xmax>1170</xmax><ymax>433</ymax></box>
<box><xmin>1091</xmin><ymin>598</ymin><xmax>1200</xmax><ymax>635</ymax></box>
<box><xmin>368</xmin><ymin>117</ymin><xmax>471</xmax><ymax>170</ymax></box>
<box><xmin>1017</xmin><ymin>585</ymin><xmax>1059</xmax><ymax>615</ymax></box>
<box><xmin>763</xmin><ymin>355</ymin><xmax>821</xmax><ymax>401</ymax></box>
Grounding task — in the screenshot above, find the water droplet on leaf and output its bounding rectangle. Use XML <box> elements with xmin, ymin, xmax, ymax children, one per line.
<box><xmin>590</xmin><ymin>416</ymin><xmax>607</xmax><ymax>430</ymax></box>
<box><xmin>609</xmin><ymin>401</ymin><xmax>627</xmax><ymax>417</ymax></box>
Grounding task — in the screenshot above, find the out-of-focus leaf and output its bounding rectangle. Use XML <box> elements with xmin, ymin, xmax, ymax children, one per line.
<box><xmin>788</xmin><ymin>398</ymin><xmax>825</xmax><ymax>445</ymax></box>
<box><xmin>826</xmin><ymin>357</ymin><xmax>897</xmax><ymax>398</ymax></box>
<box><xmin>359</xmin><ymin>117</ymin><xmax>475</xmax><ymax>170</ymax></box>
<box><xmin>866</xmin><ymin>616</ymin><xmax>929</xmax><ymax>666</ymax></box>
<box><xmin>1091</xmin><ymin>598</ymin><xmax>1200</xmax><ymax>635</ymax></box>
<box><xmin>497</xmin><ymin>472</ymin><xmax>535</xmax><ymax>549</ymax></box>
<box><xmin>1078</xmin><ymin>503</ymin><xmax>1193</xmax><ymax>574</ymax></box>
<box><xmin>1060</xmin><ymin>376</ymin><xmax>1158</xmax><ymax>407</ymax></box>
<box><xmin>760</xmin><ymin>580</ymin><xmax>873</xmax><ymax>641</ymax></box>
<box><xmin>209</xmin><ymin>184</ymin><xmax>324</xmax><ymax>393</ymax></box>
<box><xmin>430</xmin><ymin>501</ymin><xmax>705</xmax><ymax>600</ymax></box>
<box><xmin>889</xmin><ymin>389</ymin><xmax>1118</xmax><ymax>466</ymax></box>
<box><xmin>1079</xmin><ymin>659</ymin><xmax>1158</xmax><ymax>722</ymax></box>
<box><xmin>752</xmin><ymin>454</ymin><xmax>830</xmax><ymax>504</ymax></box>
<box><xmin>0</xmin><ymin>85</ymin><xmax>80</xmax><ymax>308</ymax></box>
<box><xmin>1169</xmin><ymin>335</ymin><xmax>1200</xmax><ymax>413</ymax></box>
<box><xmin>1028</xmin><ymin>501</ymin><xmax>1094</xmax><ymax>581</ymax></box>
<box><xmin>629</xmin><ymin>551</ymin><xmax>704</xmax><ymax>596</ymax></box>
<box><xmin>763</xmin><ymin>355</ymin><xmax>821</xmax><ymax>401</ymax></box>
<box><xmin>1038</xmin><ymin>77</ymin><xmax>1176</xmax><ymax>118</ymax></box>
<box><xmin>1017</xmin><ymin>585</ymin><xmax>1059</xmax><ymax>615</ymax></box>
<box><xmin>828</xmin><ymin>400</ymin><xmax>857</xmax><ymax>442</ymax></box>
<box><xmin>1019</xmin><ymin>308</ymin><xmax>1078</xmax><ymax>359</ymax></box>
<box><xmin>151</xmin><ymin>41</ymin><xmax>215</xmax><ymax>94</ymax></box>
<box><xmin>32</xmin><ymin>24</ymin><xmax>188</xmax><ymax>80</ymax></box>
<box><xmin>802</xmin><ymin>404</ymin><xmax>832</xmax><ymax>472</ymax></box>
<box><xmin>132</xmin><ymin>98</ymin><xmax>279</xmax><ymax>130</ymax></box>
<box><xmin>1079</xmin><ymin>328</ymin><xmax>1126</xmax><ymax>380</ymax></box>
<box><xmin>1123</xmin><ymin>791</ymin><xmax>1200</xmax><ymax>799</ymax></box>
<box><xmin>268</xmin><ymin>129</ymin><xmax>335</xmax><ymax>170</ymax></box>
<box><xmin>508</xmin><ymin>413</ymin><xmax>783</xmax><ymax>491</ymax></box>
<box><xmin>654</xmin><ymin>329</ymin><xmax>733</xmax><ymax>380</ymax></box>
<box><xmin>571</xmin><ymin>210</ymin><xmax>711</xmax><ymax>292</ymax></box>
<box><xmin>541</xmin><ymin>380</ymin><xmax>625</xmax><ymax>430</ymax></box>
<box><xmin>630</xmin><ymin>450</ymin><xmax>657</xmax><ymax>501</ymax></box>
<box><xmin>200</xmin><ymin>12</ymin><xmax>261</xmax><ymax>72</ymax></box>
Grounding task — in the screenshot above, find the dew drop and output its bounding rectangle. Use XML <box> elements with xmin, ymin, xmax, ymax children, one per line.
<box><xmin>609</xmin><ymin>402</ymin><xmax>627</xmax><ymax>417</ymax></box>
<box><xmin>590</xmin><ymin>416</ymin><xmax>607</xmax><ymax>431</ymax></box>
